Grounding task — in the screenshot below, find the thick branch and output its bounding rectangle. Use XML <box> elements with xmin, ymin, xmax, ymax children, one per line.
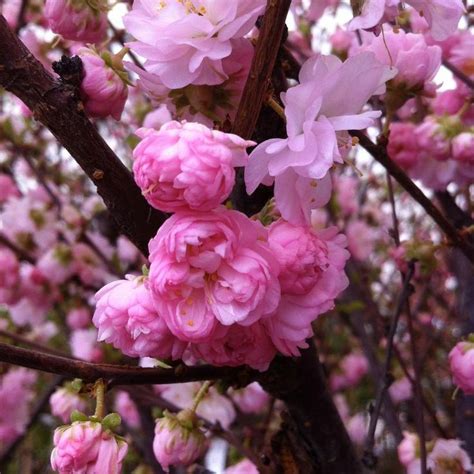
<box><xmin>0</xmin><ymin>342</ymin><xmax>256</xmax><ymax>385</ymax></box>
<box><xmin>0</xmin><ymin>15</ymin><xmax>165</xmax><ymax>255</ymax></box>
<box><xmin>352</xmin><ymin>131</ymin><xmax>474</xmax><ymax>265</ymax></box>
<box><xmin>231</xmin><ymin>0</ymin><xmax>292</xmax><ymax>140</ymax></box>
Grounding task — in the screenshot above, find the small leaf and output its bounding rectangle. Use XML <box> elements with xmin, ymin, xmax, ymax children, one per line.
<box><xmin>70</xmin><ymin>410</ymin><xmax>89</xmax><ymax>423</ymax></box>
<box><xmin>102</xmin><ymin>413</ymin><xmax>122</xmax><ymax>430</ymax></box>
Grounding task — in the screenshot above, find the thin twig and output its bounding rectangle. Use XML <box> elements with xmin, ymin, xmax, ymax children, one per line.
<box><xmin>443</xmin><ymin>59</ymin><xmax>474</xmax><ymax>90</ymax></box>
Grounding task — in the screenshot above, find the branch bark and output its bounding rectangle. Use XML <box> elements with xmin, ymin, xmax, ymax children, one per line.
<box><xmin>0</xmin><ymin>15</ymin><xmax>165</xmax><ymax>256</ymax></box>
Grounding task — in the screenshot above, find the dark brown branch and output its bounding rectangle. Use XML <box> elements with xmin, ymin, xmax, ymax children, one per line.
<box><xmin>231</xmin><ymin>0</ymin><xmax>292</xmax><ymax>139</ymax></box>
<box><xmin>351</xmin><ymin>131</ymin><xmax>474</xmax><ymax>265</ymax></box>
<box><xmin>0</xmin><ymin>341</ymin><xmax>257</xmax><ymax>385</ymax></box>
<box><xmin>0</xmin><ymin>15</ymin><xmax>165</xmax><ymax>256</ymax></box>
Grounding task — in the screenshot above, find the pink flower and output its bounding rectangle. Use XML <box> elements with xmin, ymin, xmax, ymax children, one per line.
<box><xmin>245</xmin><ymin>52</ymin><xmax>395</xmax><ymax>224</ymax></box>
<box><xmin>388</xmin><ymin>123</ymin><xmax>420</xmax><ymax>170</ymax></box>
<box><xmin>191</xmin><ymin>321</ymin><xmax>277</xmax><ymax>371</ymax></box>
<box><xmin>0</xmin><ymin>174</ymin><xmax>20</xmax><ymax>203</ymax></box>
<box><xmin>358</xmin><ymin>28</ymin><xmax>441</xmax><ymax>90</ymax></box>
<box><xmin>230</xmin><ymin>382</ymin><xmax>270</xmax><ymax>414</ymax></box>
<box><xmin>66</xmin><ymin>307</ymin><xmax>91</xmax><ymax>330</ymax></box>
<box><xmin>44</xmin><ymin>0</ymin><xmax>107</xmax><ymax>43</ymax></box>
<box><xmin>347</xmin><ymin>413</ymin><xmax>367</xmax><ymax>446</ymax></box>
<box><xmin>0</xmin><ymin>247</ymin><xmax>21</xmax><ymax>305</ymax></box>
<box><xmin>37</xmin><ymin>244</ymin><xmax>75</xmax><ymax>285</ymax></box>
<box><xmin>346</xmin><ymin>220</ymin><xmax>378</xmax><ymax>262</ymax></box>
<box><xmin>148</xmin><ymin>208</ymin><xmax>280</xmax><ymax>342</ymax></box>
<box><xmin>51</xmin><ymin>420</ymin><xmax>128</xmax><ymax>474</ymax></box>
<box><xmin>398</xmin><ymin>431</ymin><xmax>419</xmax><ymax>468</ymax></box>
<box><xmin>114</xmin><ymin>391</ymin><xmax>140</xmax><ymax>429</ymax></box>
<box><xmin>70</xmin><ymin>328</ymin><xmax>102</xmax><ymax>362</ymax></box>
<box><xmin>340</xmin><ymin>352</ymin><xmax>369</xmax><ymax>386</ymax></box>
<box><xmin>50</xmin><ymin>388</ymin><xmax>87</xmax><ymax>424</ymax></box>
<box><xmin>153</xmin><ymin>410</ymin><xmax>206</xmax><ymax>471</ymax></box>
<box><xmin>93</xmin><ymin>276</ymin><xmax>186</xmax><ymax>360</ymax></box>
<box><xmin>77</xmin><ymin>48</ymin><xmax>129</xmax><ymax>121</ymax></box>
<box><xmin>124</xmin><ymin>0</ymin><xmax>265</xmax><ymax>88</ymax></box>
<box><xmin>452</xmin><ymin>133</ymin><xmax>474</xmax><ymax>164</ymax></box>
<box><xmin>264</xmin><ymin>221</ymin><xmax>349</xmax><ymax>355</ymax></box>
<box><xmin>428</xmin><ymin>439</ymin><xmax>472</xmax><ymax>474</ymax></box>
<box><xmin>132</xmin><ymin>122</ymin><xmax>253</xmax><ymax>213</ymax></box>
<box><xmin>449</xmin><ymin>340</ymin><xmax>474</xmax><ymax>394</ymax></box>
<box><xmin>225</xmin><ymin>459</ymin><xmax>259</xmax><ymax>474</ymax></box>
<box><xmin>0</xmin><ymin>368</ymin><xmax>37</xmax><ymax>445</ymax></box>
<box><xmin>389</xmin><ymin>377</ymin><xmax>413</xmax><ymax>404</ymax></box>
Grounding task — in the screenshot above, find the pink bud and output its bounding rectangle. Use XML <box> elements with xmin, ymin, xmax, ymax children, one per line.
<box><xmin>449</xmin><ymin>340</ymin><xmax>474</xmax><ymax>394</ymax></box>
<box><xmin>50</xmin><ymin>388</ymin><xmax>87</xmax><ymax>424</ymax></box>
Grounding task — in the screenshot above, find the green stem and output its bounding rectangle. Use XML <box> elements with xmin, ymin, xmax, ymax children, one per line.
<box><xmin>94</xmin><ymin>379</ymin><xmax>106</xmax><ymax>420</ymax></box>
<box><xmin>191</xmin><ymin>381</ymin><xmax>211</xmax><ymax>413</ymax></box>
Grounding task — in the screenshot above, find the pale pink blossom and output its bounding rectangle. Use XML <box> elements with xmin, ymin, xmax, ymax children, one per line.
<box><xmin>340</xmin><ymin>352</ymin><xmax>369</xmax><ymax>386</ymax></box>
<box><xmin>449</xmin><ymin>340</ymin><xmax>474</xmax><ymax>394</ymax></box>
<box><xmin>143</xmin><ymin>105</ymin><xmax>173</xmax><ymax>130</ymax></box>
<box><xmin>453</xmin><ymin>133</ymin><xmax>474</xmax><ymax>164</ymax></box>
<box><xmin>428</xmin><ymin>439</ymin><xmax>472</xmax><ymax>474</ymax></box>
<box><xmin>264</xmin><ymin>221</ymin><xmax>349</xmax><ymax>355</ymax></box>
<box><xmin>66</xmin><ymin>307</ymin><xmax>91</xmax><ymax>330</ymax></box>
<box><xmin>50</xmin><ymin>388</ymin><xmax>87</xmax><ymax>424</ymax></box>
<box><xmin>388</xmin><ymin>123</ymin><xmax>420</xmax><ymax>170</ymax></box>
<box><xmin>148</xmin><ymin>208</ymin><xmax>280</xmax><ymax>343</ymax></box>
<box><xmin>114</xmin><ymin>391</ymin><xmax>140</xmax><ymax>429</ymax></box>
<box><xmin>0</xmin><ymin>247</ymin><xmax>21</xmax><ymax>305</ymax></box>
<box><xmin>346</xmin><ymin>220</ymin><xmax>378</xmax><ymax>261</ymax></box>
<box><xmin>245</xmin><ymin>52</ymin><xmax>394</xmax><ymax>224</ymax></box>
<box><xmin>116</xmin><ymin>236</ymin><xmax>141</xmax><ymax>264</ymax></box>
<box><xmin>0</xmin><ymin>174</ymin><xmax>20</xmax><ymax>203</ymax></box>
<box><xmin>124</xmin><ymin>0</ymin><xmax>265</xmax><ymax>89</ymax></box>
<box><xmin>347</xmin><ymin>413</ymin><xmax>367</xmax><ymax>446</ymax></box>
<box><xmin>0</xmin><ymin>368</ymin><xmax>37</xmax><ymax>445</ymax></box>
<box><xmin>72</xmin><ymin>243</ymin><xmax>109</xmax><ymax>287</ymax></box>
<box><xmin>51</xmin><ymin>420</ymin><xmax>128</xmax><ymax>473</ymax></box>
<box><xmin>225</xmin><ymin>459</ymin><xmax>259</xmax><ymax>474</ymax></box>
<box><xmin>44</xmin><ymin>0</ymin><xmax>107</xmax><ymax>43</ymax></box>
<box><xmin>70</xmin><ymin>328</ymin><xmax>102</xmax><ymax>362</ymax></box>
<box><xmin>153</xmin><ymin>410</ymin><xmax>206</xmax><ymax>471</ymax></box>
<box><xmin>389</xmin><ymin>377</ymin><xmax>413</xmax><ymax>404</ymax></box>
<box><xmin>37</xmin><ymin>244</ymin><xmax>75</xmax><ymax>285</ymax></box>
<box><xmin>230</xmin><ymin>382</ymin><xmax>270</xmax><ymax>414</ymax></box>
<box><xmin>94</xmin><ymin>275</ymin><xmax>186</xmax><ymax>360</ymax></box>
<box><xmin>133</xmin><ymin>121</ymin><xmax>253</xmax><ymax>212</ymax></box>
<box><xmin>357</xmin><ymin>28</ymin><xmax>441</xmax><ymax>91</ymax></box>
<box><xmin>78</xmin><ymin>48</ymin><xmax>129</xmax><ymax>121</ymax></box>
<box><xmin>398</xmin><ymin>431</ymin><xmax>419</xmax><ymax>468</ymax></box>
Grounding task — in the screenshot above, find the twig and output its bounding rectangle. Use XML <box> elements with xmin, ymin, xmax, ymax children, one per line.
<box><xmin>231</xmin><ymin>0</ymin><xmax>292</xmax><ymax>140</ymax></box>
<box><xmin>0</xmin><ymin>341</ymin><xmax>257</xmax><ymax>385</ymax></box>
<box><xmin>362</xmin><ymin>261</ymin><xmax>415</xmax><ymax>469</ymax></box>
<box><xmin>351</xmin><ymin>131</ymin><xmax>474</xmax><ymax>265</ymax></box>
<box><xmin>0</xmin><ymin>232</ymin><xmax>35</xmax><ymax>263</ymax></box>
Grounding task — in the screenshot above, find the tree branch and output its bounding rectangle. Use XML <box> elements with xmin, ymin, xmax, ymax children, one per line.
<box><xmin>0</xmin><ymin>15</ymin><xmax>165</xmax><ymax>256</ymax></box>
<box><xmin>0</xmin><ymin>341</ymin><xmax>257</xmax><ymax>385</ymax></box>
<box><xmin>351</xmin><ymin>131</ymin><xmax>474</xmax><ymax>265</ymax></box>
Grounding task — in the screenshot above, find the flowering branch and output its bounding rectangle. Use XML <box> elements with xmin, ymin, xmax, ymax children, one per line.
<box><xmin>0</xmin><ymin>14</ymin><xmax>165</xmax><ymax>255</ymax></box>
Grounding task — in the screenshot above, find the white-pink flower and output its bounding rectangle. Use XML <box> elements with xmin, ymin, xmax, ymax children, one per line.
<box><xmin>124</xmin><ymin>0</ymin><xmax>265</xmax><ymax>88</ymax></box>
<box><xmin>245</xmin><ymin>52</ymin><xmax>395</xmax><ymax>224</ymax></box>
<box><xmin>428</xmin><ymin>439</ymin><xmax>472</xmax><ymax>474</ymax></box>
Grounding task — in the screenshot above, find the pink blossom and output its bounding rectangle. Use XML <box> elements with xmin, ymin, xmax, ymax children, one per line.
<box><xmin>1</xmin><ymin>0</ymin><xmax>22</xmax><ymax>29</ymax></box>
<box><xmin>0</xmin><ymin>368</ymin><xmax>37</xmax><ymax>445</ymax></box>
<box><xmin>132</xmin><ymin>122</ymin><xmax>253</xmax><ymax>212</ymax></box>
<box><xmin>66</xmin><ymin>307</ymin><xmax>91</xmax><ymax>330</ymax></box>
<box><xmin>428</xmin><ymin>439</ymin><xmax>472</xmax><ymax>474</ymax></box>
<box><xmin>70</xmin><ymin>328</ymin><xmax>102</xmax><ymax>362</ymax></box>
<box><xmin>450</xmin><ymin>33</ymin><xmax>474</xmax><ymax>77</ymax></box>
<box><xmin>431</xmin><ymin>88</ymin><xmax>469</xmax><ymax>116</ymax></box>
<box><xmin>340</xmin><ymin>352</ymin><xmax>369</xmax><ymax>386</ymax></box>
<box><xmin>389</xmin><ymin>377</ymin><xmax>413</xmax><ymax>404</ymax></box>
<box><xmin>114</xmin><ymin>391</ymin><xmax>140</xmax><ymax>429</ymax></box>
<box><xmin>245</xmin><ymin>52</ymin><xmax>394</xmax><ymax>224</ymax></box>
<box><xmin>225</xmin><ymin>459</ymin><xmax>259</xmax><ymax>474</ymax></box>
<box><xmin>346</xmin><ymin>220</ymin><xmax>378</xmax><ymax>262</ymax></box>
<box><xmin>143</xmin><ymin>105</ymin><xmax>172</xmax><ymax>130</ymax></box>
<box><xmin>0</xmin><ymin>247</ymin><xmax>21</xmax><ymax>305</ymax></box>
<box><xmin>160</xmin><ymin>383</ymin><xmax>236</xmax><ymax>429</ymax></box>
<box><xmin>78</xmin><ymin>48</ymin><xmax>129</xmax><ymax>121</ymax></box>
<box><xmin>191</xmin><ymin>321</ymin><xmax>277</xmax><ymax>371</ymax></box>
<box><xmin>44</xmin><ymin>0</ymin><xmax>107</xmax><ymax>43</ymax></box>
<box><xmin>124</xmin><ymin>0</ymin><xmax>265</xmax><ymax>89</ymax></box>
<box><xmin>72</xmin><ymin>243</ymin><xmax>109</xmax><ymax>287</ymax></box>
<box><xmin>398</xmin><ymin>431</ymin><xmax>419</xmax><ymax>468</ymax></box>
<box><xmin>230</xmin><ymin>382</ymin><xmax>270</xmax><ymax>414</ymax></box>
<box><xmin>330</xmin><ymin>28</ymin><xmax>355</xmax><ymax>53</ymax></box>
<box><xmin>153</xmin><ymin>410</ymin><xmax>206</xmax><ymax>471</ymax></box>
<box><xmin>0</xmin><ymin>174</ymin><xmax>20</xmax><ymax>203</ymax></box>
<box><xmin>93</xmin><ymin>276</ymin><xmax>186</xmax><ymax>360</ymax></box>
<box><xmin>347</xmin><ymin>413</ymin><xmax>367</xmax><ymax>446</ymax></box>
<box><xmin>388</xmin><ymin>123</ymin><xmax>421</xmax><ymax>170</ymax></box>
<box><xmin>449</xmin><ymin>340</ymin><xmax>474</xmax><ymax>394</ymax></box>
<box><xmin>452</xmin><ymin>133</ymin><xmax>474</xmax><ymax>164</ymax></box>
<box><xmin>116</xmin><ymin>236</ymin><xmax>141</xmax><ymax>264</ymax></box>
<box><xmin>50</xmin><ymin>388</ymin><xmax>87</xmax><ymax>424</ymax></box>
<box><xmin>37</xmin><ymin>244</ymin><xmax>75</xmax><ymax>285</ymax></box>
<box><xmin>148</xmin><ymin>208</ymin><xmax>280</xmax><ymax>342</ymax></box>
<box><xmin>264</xmin><ymin>221</ymin><xmax>349</xmax><ymax>355</ymax></box>
<box><xmin>51</xmin><ymin>420</ymin><xmax>128</xmax><ymax>473</ymax></box>
<box><xmin>358</xmin><ymin>28</ymin><xmax>441</xmax><ymax>90</ymax></box>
